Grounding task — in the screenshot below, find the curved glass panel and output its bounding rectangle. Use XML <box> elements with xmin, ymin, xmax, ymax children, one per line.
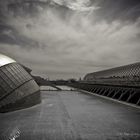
<box><xmin>0</xmin><ymin>54</ymin><xmax>16</xmax><ymax>67</ymax></box>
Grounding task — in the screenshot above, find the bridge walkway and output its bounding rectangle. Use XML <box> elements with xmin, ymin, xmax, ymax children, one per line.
<box><xmin>0</xmin><ymin>88</ymin><xmax>140</xmax><ymax>140</ymax></box>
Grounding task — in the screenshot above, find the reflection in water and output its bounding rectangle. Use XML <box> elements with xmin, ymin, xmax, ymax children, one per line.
<box><xmin>117</xmin><ymin>132</ymin><xmax>140</xmax><ymax>139</ymax></box>
<box><xmin>0</xmin><ymin>102</ymin><xmax>42</xmax><ymax>140</ymax></box>
<box><xmin>0</xmin><ymin>127</ymin><xmax>21</xmax><ymax>140</ymax></box>
<box><xmin>9</xmin><ymin>127</ymin><xmax>20</xmax><ymax>140</ymax></box>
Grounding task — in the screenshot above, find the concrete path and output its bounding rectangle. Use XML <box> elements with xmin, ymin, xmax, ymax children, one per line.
<box><xmin>0</xmin><ymin>90</ymin><xmax>140</xmax><ymax>140</ymax></box>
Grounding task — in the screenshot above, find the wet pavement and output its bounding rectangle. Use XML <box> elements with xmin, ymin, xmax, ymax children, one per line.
<box><xmin>40</xmin><ymin>85</ymin><xmax>74</xmax><ymax>91</ymax></box>
<box><xmin>0</xmin><ymin>89</ymin><xmax>140</xmax><ymax>140</ymax></box>
<box><xmin>40</xmin><ymin>86</ymin><xmax>57</xmax><ymax>90</ymax></box>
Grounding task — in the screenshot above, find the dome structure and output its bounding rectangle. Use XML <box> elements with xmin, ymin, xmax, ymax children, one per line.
<box><xmin>0</xmin><ymin>54</ymin><xmax>16</xmax><ymax>67</ymax></box>
<box><xmin>0</xmin><ymin>54</ymin><xmax>41</xmax><ymax>113</ymax></box>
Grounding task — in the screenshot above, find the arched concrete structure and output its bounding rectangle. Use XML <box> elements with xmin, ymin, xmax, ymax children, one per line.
<box><xmin>84</xmin><ymin>62</ymin><xmax>140</xmax><ymax>87</ymax></box>
<box><xmin>70</xmin><ymin>62</ymin><xmax>140</xmax><ymax>106</ymax></box>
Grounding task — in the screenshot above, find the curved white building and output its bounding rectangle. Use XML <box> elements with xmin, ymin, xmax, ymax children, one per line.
<box><xmin>0</xmin><ymin>54</ymin><xmax>41</xmax><ymax>113</ymax></box>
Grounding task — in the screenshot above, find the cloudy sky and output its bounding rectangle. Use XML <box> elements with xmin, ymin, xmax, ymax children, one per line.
<box><xmin>0</xmin><ymin>0</ymin><xmax>140</xmax><ymax>80</ymax></box>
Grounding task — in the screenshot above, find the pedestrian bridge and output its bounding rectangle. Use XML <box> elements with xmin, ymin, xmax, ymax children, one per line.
<box><xmin>0</xmin><ymin>55</ymin><xmax>140</xmax><ymax>140</ymax></box>
<box><xmin>0</xmin><ymin>87</ymin><xmax>140</xmax><ymax>140</ymax></box>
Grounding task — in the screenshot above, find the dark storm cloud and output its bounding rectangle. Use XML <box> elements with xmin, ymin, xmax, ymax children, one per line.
<box><xmin>0</xmin><ymin>0</ymin><xmax>140</xmax><ymax>79</ymax></box>
<box><xmin>91</xmin><ymin>0</ymin><xmax>140</xmax><ymax>22</ymax></box>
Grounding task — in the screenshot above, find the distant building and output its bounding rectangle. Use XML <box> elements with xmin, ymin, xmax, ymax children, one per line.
<box><xmin>84</xmin><ymin>62</ymin><xmax>140</xmax><ymax>87</ymax></box>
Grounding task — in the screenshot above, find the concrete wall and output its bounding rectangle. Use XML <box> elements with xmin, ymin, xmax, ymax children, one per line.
<box><xmin>69</xmin><ymin>82</ymin><xmax>140</xmax><ymax>106</ymax></box>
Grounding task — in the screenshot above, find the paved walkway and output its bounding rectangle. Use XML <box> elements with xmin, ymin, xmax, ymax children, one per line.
<box><xmin>0</xmin><ymin>90</ymin><xmax>140</xmax><ymax>140</ymax></box>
